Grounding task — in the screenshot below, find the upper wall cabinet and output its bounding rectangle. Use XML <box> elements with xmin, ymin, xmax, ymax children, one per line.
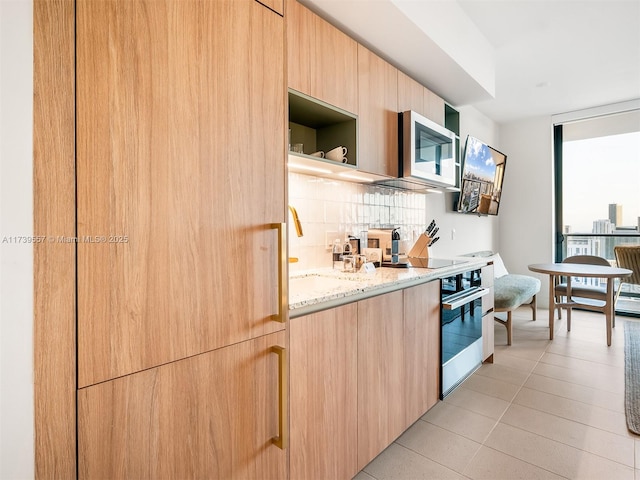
<box><xmin>397</xmin><ymin>71</ymin><xmax>445</xmax><ymax>127</ymax></box>
<box><xmin>424</xmin><ymin>89</ymin><xmax>445</xmax><ymax>127</ymax></box>
<box><xmin>256</xmin><ymin>0</ymin><xmax>284</xmax><ymax>15</ymax></box>
<box><xmin>357</xmin><ymin>45</ymin><xmax>398</xmax><ymax>177</ymax></box>
<box><xmin>287</xmin><ymin>0</ymin><xmax>313</xmax><ymax>94</ymax></box>
<box><xmin>287</xmin><ymin>0</ymin><xmax>358</xmax><ymax>114</ymax></box>
<box><xmin>397</xmin><ymin>71</ymin><xmax>424</xmax><ymax>117</ymax></box>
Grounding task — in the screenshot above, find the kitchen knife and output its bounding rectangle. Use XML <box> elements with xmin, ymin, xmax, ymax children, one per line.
<box><xmin>430</xmin><ymin>226</ymin><xmax>439</xmax><ymax>238</ymax></box>
<box><xmin>428</xmin><ymin>236</ymin><xmax>440</xmax><ymax>247</ymax></box>
<box><xmin>425</xmin><ymin>219</ymin><xmax>435</xmax><ymax>235</ymax></box>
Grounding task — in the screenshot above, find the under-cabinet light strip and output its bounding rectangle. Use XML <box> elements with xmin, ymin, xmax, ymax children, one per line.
<box><xmin>337</xmin><ymin>173</ymin><xmax>374</xmax><ymax>182</ymax></box>
<box><xmin>287</xmin><ymin>162</ymin><xmax>332</xmax><ymax>175</ymax></box>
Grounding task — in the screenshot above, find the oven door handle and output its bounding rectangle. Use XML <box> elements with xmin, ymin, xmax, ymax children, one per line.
<box><xmin>442</xmin><ymin>287</ymin><xmax>489</xmax><ymax>310</ymax></box>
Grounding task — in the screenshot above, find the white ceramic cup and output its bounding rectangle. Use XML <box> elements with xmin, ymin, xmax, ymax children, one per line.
<box><xmin>326</xmin><ymin>146</ymin><xmax>347</xmax><ymax>163</ymax></box>
<box><xmin>310</xmin><ymin>150</ymin><xmax>325</xmax><ymax>158</ymax></box>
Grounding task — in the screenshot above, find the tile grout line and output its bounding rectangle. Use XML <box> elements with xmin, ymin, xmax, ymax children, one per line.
<box><xmin>457</xmin><ymin>340</ymin><xmax>551</xmax><ymax>477</ymax></box>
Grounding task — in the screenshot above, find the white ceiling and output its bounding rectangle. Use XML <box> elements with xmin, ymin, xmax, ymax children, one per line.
<box><xmin>300</xmin><ymin>0</ymin><xmax>640</xmax><ymax>124</ymax></box>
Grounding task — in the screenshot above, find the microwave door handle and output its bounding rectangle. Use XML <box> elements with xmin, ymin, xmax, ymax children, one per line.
<box><xmin>442</xmin><ymin>287</ymin><xmax>489</xmax><ymax>310</ymax></box>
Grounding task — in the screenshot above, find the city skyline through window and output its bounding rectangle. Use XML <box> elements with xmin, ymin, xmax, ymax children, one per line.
<box><xmin>563</xmin><ymin>131</ymin><xmax>640</xmax><ymax>233</ymax></box>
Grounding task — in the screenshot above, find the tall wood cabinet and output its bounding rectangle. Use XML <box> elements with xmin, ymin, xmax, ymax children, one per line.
<box><xmin>357</xmin><ymin>45</ymin><xmax>399</xmax><ymax>177</ymax></box>
<box><xmin>77</xmin><ymin>0</ymin><xmax>285</xmax><ymax>386</ymax></box>
<box><xmin>74</xmin><ymin>0</ymin><xmax>287</xmax><ymax>476</ymax></box>
<box><xmin>78</xmin><ymin>330</ymin><xmax>286</xmax><ymax>478</ymax></box>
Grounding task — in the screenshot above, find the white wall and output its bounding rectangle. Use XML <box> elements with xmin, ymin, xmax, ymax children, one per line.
<box><xmin>0</xmin><ymin>0</ymin><xmax>34</xmax><ymax>478</ymax></box>
<box><xmin>288</xmin><ymin>173</ymin><xmax>429</xmax><ymax>271</ymax></box>
<box><xmin>499</xmin><ymin>116</ymin><xmax>555</xmax><ymax>307</ymax></box>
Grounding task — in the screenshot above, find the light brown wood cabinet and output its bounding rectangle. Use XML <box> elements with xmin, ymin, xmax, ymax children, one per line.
<box><xmin>482</xmin><ymin>264</ymin><xmax>495</xmax><ymax>362</ymax></box>
<box><xmin>76</xmin><ymin>0</ymin><xmax>286</xmax><ymax>388</ymax></box>
<box><xmin>397</xmin><ymin>70</ymin><xmax>445</xmax><ymax>126</ymax></box>
<box><xmin>424</xmin><ymin>88</ymin><xmax>446</xmax><ymax>126</ymax></box>
<box><xmin>74</xmin><ymin>0</ymin><xmax>287</xmax><ymax>477</ymax></box>
<box><xmin>78</xmin><ymin>330</ymin><xmax>287</xmax><ymax>479</ymax></box>
<box><xmin>357</xmin><ymin>45</ymin><xmax>399</xmax><ymax>177</ymax></box>
<box><xmin>289</xmin><ymin>281</ymin><xmax>442</xmax><ymax>476</ymax></box>
<box><xmin>286</xmin><ymin>0</ymin><xmax>358</xmax><ymax>114</ymax></box>
<box><xmin>357</xmin><ymin>290</ymin><xmax>405</xmax><ymax>470</ymax></box>
<box><xmin>287</xmin><ymin>0</ymin><xmax>314</xmax><ymax>95</ymax></box>
<box><xmin>397</xmin><ymin>70</ymin><xmax>425</xmax><ymax>116</ymax></box>
<box><xmin>403</xmin><ymin>280</ymin><xmax>441</xmax><ymax>427</ymax></box>
<box><xmin>290</xmin><ymin>304</ymin><xmax>358</xmax><ymax>480</ymax></box>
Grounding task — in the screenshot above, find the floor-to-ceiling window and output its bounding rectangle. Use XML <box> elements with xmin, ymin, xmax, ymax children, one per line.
<box><xmin>554</xmin><ymin>106</ymin><xmax>640</xmax><ymax>316</ymax></box>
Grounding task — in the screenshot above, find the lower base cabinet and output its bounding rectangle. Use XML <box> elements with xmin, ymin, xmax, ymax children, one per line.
<box><xmin>357</xmin><ymin>290</ymin><xmax>405</xmax><ymax>470</ymax></box>
<box><xmin>289</xmin><ymin>281</ymin><xmax>442</xmax><ymax>477</ymax></box>
<box><xmin>403</xmin><ymin>281</ymin><xmax>440</xmax><ymax>426</ymax></box>
<box><xmin>78</xmin><ymin>331</ymin><xmax>286</xmax><ymax>479</ymax></box>
<box><xmin>289</xmin><ymin>303</ymin><xmax>358</xmax><ymax>480</ymax></box>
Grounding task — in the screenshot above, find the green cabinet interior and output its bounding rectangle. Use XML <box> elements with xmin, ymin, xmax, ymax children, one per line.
<box><xmin>445</xmin><ymin>104</ymin><xmax>461</xmax><ymax>191</ymax></box>
<box><xmin>288</xmin><ymin>89</ymin><xmax>358</xmax><ymax>168</ymax></box>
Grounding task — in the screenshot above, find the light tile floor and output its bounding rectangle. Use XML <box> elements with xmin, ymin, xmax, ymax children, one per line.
<box><xmin>355</xmin><ymin>307</ymin><xmax>640</xmax><ymax>480</ymax></box>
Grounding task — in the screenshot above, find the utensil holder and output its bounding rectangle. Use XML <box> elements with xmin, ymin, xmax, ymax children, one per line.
<box><xmin>408</xmin><ymin>233</ymin><xmax>432</xmax><ymax>260</ymax></box>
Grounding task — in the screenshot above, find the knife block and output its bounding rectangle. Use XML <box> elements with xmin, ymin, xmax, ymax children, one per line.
<box><xmin>408</xmin><ymin>233</ymin><xmax>432</xmax><ymax>259</ymax></box>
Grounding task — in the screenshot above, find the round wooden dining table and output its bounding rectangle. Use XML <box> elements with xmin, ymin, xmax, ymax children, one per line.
<box><xmin>528</xmin><ymin>263</ymin><xmax>632</xmax><ymax>346</ymax></box>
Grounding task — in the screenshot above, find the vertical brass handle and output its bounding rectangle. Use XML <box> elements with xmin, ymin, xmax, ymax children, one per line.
<box><xmin>271</xmin><ymin>345</ymin><xmax>288</xmax><ymax>450</ymax></box>
<box><xmin>270</xmin><ymin>223</ymin><xmax>287</xmax><ymax>323</ymax></box>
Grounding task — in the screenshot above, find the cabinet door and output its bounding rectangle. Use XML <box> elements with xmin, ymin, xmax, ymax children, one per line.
<box><xmin>398</xmin><ymin>70</ymin><xmax>445</xmax><ymax>126</ymax></box>
<box><xmin>312</xmin><ymin>13</ymin><xmax>358</xmax><ymax>114</ymax></box>
<box><xmin>397</xmin><ymin>70</ymin><xmax>425</xmax><ymax>115</ymax></box>
<box><xmin>424</xmin><ymin>88</ymin><xmax>445</xmax><ymax>126</ymax></box>
<box><xmin>357</xmin><ymin>45</ymin><xmax>398</xmax><ymax>177</ymax></box>
<box><xmin>286</xmin><ymin>0</ymin><xmax>313</xmax><ymax>94</ymax></box>
<box><xmin>404</xmin><ymin>281</ymin><xmax>440</xmax><ymax>426</ymax></box>
<box><xmin>78</xmin><ymin>331</ymin><xmax>287</xmax><ymax>479</ymax></box>
<box><xmin>76</xmin><ymin>0</ymin><xmax>285</xmax><ymax>387</ymax></box>
<box><xmin>357</xmin><ymin>291</ymin><xmax>404</xmax><ymax>470</ymax></box>
<box><xmin>290</xmin><ymin>304</ymin><xmax>358</xmax><ymax>480</ymax></box>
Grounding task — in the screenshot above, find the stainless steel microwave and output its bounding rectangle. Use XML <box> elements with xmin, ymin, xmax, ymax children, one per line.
<box><xmin>400</xmin><ymin>110</ymin><xmax>457</xmax><ymax>188</ymax></box>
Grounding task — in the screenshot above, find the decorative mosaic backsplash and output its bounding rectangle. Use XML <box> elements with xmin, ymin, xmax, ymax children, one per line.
<box><xmin>288</xmin><ymin>172</ymin><xmax>428</xmax><ymax>271</ymax></box>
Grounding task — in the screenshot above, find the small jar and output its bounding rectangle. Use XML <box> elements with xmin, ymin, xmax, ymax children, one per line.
<box><xmin>343</xmin><ymin>255</ymin><xmax>356</xmax><ymax>272</ymax></box>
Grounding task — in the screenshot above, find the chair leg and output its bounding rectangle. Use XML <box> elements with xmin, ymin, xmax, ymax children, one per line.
<box><xmin>530</xmin><ymin>294</ymin><xmax>537</xmax><ymax>321</ymax></box>
<box><xmin>567</xmin><ymin>305</ymin><xmax>572</xmax><ymax>332</ymax></box>
<box><xmin>556</xmin><ymin>295</ymin><xmax>562</xmax><ymax>320</ymax></box>
<box><xmin>615</xmin><ymin>281</ymin><xmax>624</xmax><ymax>308</ymax></box>
<box><xmin>494</xmin><ymin>313</ymin><xmax>512</xmax><ymax>346</ymax></box>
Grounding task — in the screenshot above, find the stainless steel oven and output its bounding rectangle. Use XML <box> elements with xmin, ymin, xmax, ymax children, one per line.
<box><xmin>441</xmin><ymin>269</ymin><xmax>489</xmax><ymax>398</ymax></box>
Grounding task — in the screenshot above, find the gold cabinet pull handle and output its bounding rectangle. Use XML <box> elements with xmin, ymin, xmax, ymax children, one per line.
<box><xmin>270</xmin><ymin>223</ymin><xmax>287</xmax><ymax>323</ymax></box>
<box><xmin>270</xmin><ymin>345</ymin><xmax>288</xmax><ymax>450</ymax></box>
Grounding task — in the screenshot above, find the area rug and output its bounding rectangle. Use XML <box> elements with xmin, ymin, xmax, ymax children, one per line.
<box><xmin>624</xmin><ymin>320</ymin><xmax>640</xmax><ymax>434</ymax></box>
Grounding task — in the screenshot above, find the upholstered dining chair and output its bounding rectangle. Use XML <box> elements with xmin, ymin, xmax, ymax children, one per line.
<box><xmin>554</xmin><ymin>255</ymin><xmax>611</xmax><ymax>330</ymax></box>
<box><xmin>614</xmin><ymin>245</ymin><xmax>640</xmax><ymax>306</ymax></box>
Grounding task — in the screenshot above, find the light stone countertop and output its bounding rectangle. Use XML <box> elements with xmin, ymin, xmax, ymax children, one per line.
<box><xmin>289</xmin><ymin>258</ymin><xmax>490</xmax><ymax>318</ymax></box>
